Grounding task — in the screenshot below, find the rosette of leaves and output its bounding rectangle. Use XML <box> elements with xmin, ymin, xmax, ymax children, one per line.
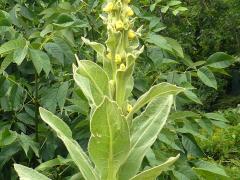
<box><xmin>14</xmin><ymin>0</ymin><xmax>184</xmax><ymax>179</ymax></box>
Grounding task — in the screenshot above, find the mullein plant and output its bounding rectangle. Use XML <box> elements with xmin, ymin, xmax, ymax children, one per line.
<box><xmin>14</xmin><ymin>0</ymin><xmax>184</xmax><ymax>179</ymax></box>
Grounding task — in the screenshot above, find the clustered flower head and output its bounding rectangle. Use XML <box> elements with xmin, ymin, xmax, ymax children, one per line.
<box><xmin>103</xmin><ymin>0</ymin><xmax>138</xmax><ymax>67</ymax></box>
<box><xmin>102</xmin><ymin>0</ymin><xmax>142</xmax><ymax>112</ymax></box>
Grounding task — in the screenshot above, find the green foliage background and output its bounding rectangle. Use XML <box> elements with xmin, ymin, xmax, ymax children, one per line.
<box><xmin>0</xmin><ymin>0</ymin><xmax>239</xmax><ymax>179</ymax></box>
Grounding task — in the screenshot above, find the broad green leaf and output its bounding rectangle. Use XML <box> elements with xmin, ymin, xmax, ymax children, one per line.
<box><xmin>44</xmin><ymin>42</ymin><xmax>64</xmax><ymax>65</ymax></box>
<box><xmin>39</xmin><ymin>108</ymin><xmax>99</xmax><ymax>180</ymax></box>
<box><xmin>130</xmin><ymin>154</ymin><xmax>180</xmax><ymax>180</ymax></box>
<box><xmin>158</xmin><ymin>129</ymin><xmax>184</xmax><ymax>152</ymax></box>
<box><xmin>0</xmin><ymin>128</ymin><xmax>17</xmax><ymax>147</ymax></box>
<box><xmin>127</xmin><ymin>83</ymin><xmax>184</xmax><ymax>120</ymax></box>
<box><xmin>184</xmin><ymin>90</ymin><xmax>202</xmax><ymax>104</ymax></box>
<box><xmin>40</xmin><ymin>24</ymin><xmax>53</xmax><ymax>37</ymax></box>
<box><xmin>0</xmin><ymin>38</ymin><xmax>26</xmax><ymax>55</ymax></box>
<box><xmin>161</xmin><ymin>6</ymin><xmax>169</xmax><ymax>13</ymax></box>
<box><xmin>13</xmin><ymin>45</ymin><xmax>28</xmax><ymax>65</ymax></box>
<box><xmin>39</xmin><ymin>107</ymin><xmax>72</xmax><ymax>138</ymax></box>
<box><xmin>82</xmin><ymin>37</ymin><xmax>105</xmax><ymax>55</ymax></box>
<box><xmin>206</xmin><ymin>52</ymin><xmax>235</xmax><ymax>68</ymax></box>
<box><xmin>119</xmin><ymin>96</ymin><xmax>174</xmax><ymax>180</ymax></box>
<box><xmin>204</xmin><ymin>112</ymin><xmax>228</xmax><ymax>122</ymax></box>
<box><xmin>0</xmin><ymin>53</ymin><xmax>13</xmax><ymax>74</ymax></box>
<box><xmin>181</xmin><ymin>134</ymin><xmax>204</xmax><ymax>157</ymax></box>
<box><xmin>146</xmin><ymin>34</ymin><xmax>172</xmax><ymax>52</ymax></box>
<box><xmin>168</xmin><ymin>0</ymin><xmax>182</xmax><ymax>6</ymax></box>
<box><xmin>89</xmin><ymin>97</ymin><xmax>130</xmax><ymax>180</ymax></box>
<box><xmin>197</xmin><ymin>66</ymin><xmax>217</xmax><ymax>89</ymax></box>
<box><xmin>19</xmin><ymin>133</ymin><xmax>39</xmax><ymax>157</ymax></box>
<box><xmin>36</xmin><ymin>156</ymin><xmax>72</xmax><ymax>171</ymax></box>
<box><xmin>193</xmin><ymin>160</ymin><xmax>230</xmax><ymax>180</ymax></box>
<box><xmin>30</xmin><ymin>49</ymin><xmax>52</xmax><ymax>75</ymax></box>
<box><xmin>53</xmin><ymin>13</ymin><xmax>74</xmax><ymax>28</ymax></box>
<box><xmin>73</xmin><ymin>60</ymin><xmax>110</xmax><ymax>107</ymax></box>
<box><xmin>57</xmin><ymin>81</ymin><xmax>69</xmax><ymax>113</ymax></box>
<box><xmin>14</xmin><ymin>164</ymin><xmax>51</xmax><ymax>180</ymax></box>
<box><xmin>165</xmin><ymin>37</ymin><xmax>184</xmax><ymax>58</ymax></box>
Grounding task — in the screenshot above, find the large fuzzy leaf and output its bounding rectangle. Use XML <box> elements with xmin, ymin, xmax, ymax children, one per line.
<box><xmin>127</xmin><ymin>83</ymin><xmax>184</xmax><ymax>120</ymax></box>
<box><xmin>39</xmin><ymin>108</ymin><xmax>99</xmax><ymax>180</ymax></box>
<box><xmin>14</xmin><ymin>164</ymin><xmax>51</xmax><ymax>180</ymax></box>
<box><xmin>73</xmin><ymin>60</ymin><xmax>110</xmax><ymax>108</ymax></box>
<box><xmin>130</xmin><ymin>154</ymin><xmax>180</xmax><ymax>180</ymax></box>
<box><xmin>39</xmin><ymin>107</ymin><xmax>72</xmax><ymax>138</ymax></box>
<box><xmin>119</xmin><ymin>96</ymin><xmax>174</xmax><ymax>180</ymax></box>
<box><xmin>89</xmin><ymin>97</ymin><xmax>130</xmax><ymax>180</ymax></box>
<box><xmin>81</xmin><ymin>37</ymin><xmax>105</xmax><ymax>56</ymax></box>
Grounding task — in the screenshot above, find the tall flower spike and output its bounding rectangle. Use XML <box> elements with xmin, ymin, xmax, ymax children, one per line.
<box><xmin>103</xmin><ymin>2</ymin><xmax>114</xmax><ymax>12</ymax></box>
<box><xmin>103</xmin><ymin>0</ymin><xmax>143</xmax><ymax>109</ymax></box>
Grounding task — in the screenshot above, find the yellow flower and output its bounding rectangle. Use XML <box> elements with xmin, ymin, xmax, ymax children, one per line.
<box><xmin>128</xmin><ymin>29</ymin><xmax>136</xmax><ymax>39</ymax></box>
<box><xmin>126</xmin><ymin>7</ymin><xmax>134</xmax><ymax>16</ymax></box>
<box><xmin>127</xmin><ymin>104</ymin><xmax>133</xmax><ymax>113</ymax></box>
<box><xmin>120</xmin><ymin>63</ymin><xmax>126</xmax><ymax>71</ymax></box>
<box><xmin>103</xmin><ymin>2</ymin><xmax>114</xmax><ymax>12</ymax></box>
<box><xmin>106</xmin><ymin>52</ymin><xmax>112</xmax><ymax>60</ymax></box>
<box><xmin>115</xmin><ymin>54</ymin><xmax>122</xmax><ymax>64</ymax></box>
<box><xmin>115</xmin><ymin>20</ymin><xmax>124</xmax><ymax>30</ymax></box>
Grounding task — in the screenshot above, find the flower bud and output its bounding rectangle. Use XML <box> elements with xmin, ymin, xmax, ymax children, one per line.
<box><xmin>120</xmin><ymin>63</ymin><xmax>126</xmax><ymax>71</ymax></box>
<box><xmin>103</xmin><ymin>2</ymin><xmax>114</xmax><ymax>12</ymax></box>
<box><xmin>127</xmin><ymin>104</ymin><xmax>133</xmax><ymax>113</ymax></box>
<box><xmin>128</xmin><ymin>29</ymin><xmax>136</xmax><ymax>39</ymax></box>
<box><xmin>126</xmin><ymin>7</ymin><xmax>134</xmax><ymax>16</ymax></box>
<box><xmin>115</xmin><ymin>20</ymin><xmax>124</xmax><ymax>30</ymax></box>
<box><xmin>115</xmin><ymin>54</ymin><xmax>122</xmax><ymax>64</ymax></box>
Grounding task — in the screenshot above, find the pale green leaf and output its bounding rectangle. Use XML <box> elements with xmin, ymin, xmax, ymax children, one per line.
<box><xmin>60</xmin><ymin>135</ymin><xmax>99</xmax><ymax>180</ymax></box>
<box><xmin>119</xmin><ymin>96</ymin><xmax>174</xmax><ymax>180</ymax></box>
<box><xmin>39</xmin><ymin>107</ymin><xmax>72</xmax><ymax>138</ymax></box>
<box><xmin>130</xmin><ymin>154</ymin><xmax>180</xmax><ymax>180</ymax></box>
<box><xmin>39</xmin><ymin>107</ymin><xmax>99</xmax><ymax>180</ymax></box>
<box><xmin>197</xmin><ymin>66</ymin><xmax>217</xmax><ymax>89</ymax></box>
<box><xmin>14</xmin><ymin>164</ymin><xmax>51</xmax><ymax>180</ymax></box>
<box><xmin>89</xmin><ymin>97</ymin><xmax>130</xmax><ymax>180</ymax></box>
<box><xmin>36</xmin><ymin>156</ymin><xmax>72</xmax><ymax>171</ymax></box>
<box><xmin>127</xmin><ymin>83</ymin><xmax>184</xmax><ymax>120</ymax></box>
<box><xmin>81</xmin><ymin>37</ymin><xmax>105</xmax><ymax>55</ymax></box>
<box><xmin>73</xmin><ymin>60</ymin><xmax>110</xmax><ymax>107</ymax></box>
<box><xmin>168</xmin><ymin>0</ymin><xmax>182</xmax><ymax>6</ymax></box>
